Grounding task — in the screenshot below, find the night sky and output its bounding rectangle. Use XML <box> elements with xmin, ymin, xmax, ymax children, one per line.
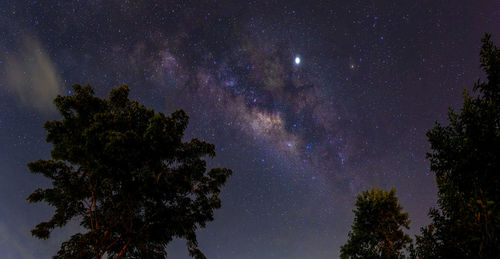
<box><xmin>1</xmin><ymin>1</ymin><xmax>499</xmax><ymax>258</ymax></box>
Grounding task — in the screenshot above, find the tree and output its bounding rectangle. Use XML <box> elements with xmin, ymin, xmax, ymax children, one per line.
<box><xmin>414</xmin><ymin>34</ymin><xmax>500</xmax><ymax>258</ymax></box>
<box><xmin>27</xmin><ymin>85</ymin><xmax>232</xmax><ymax>259</ymax></box>
<box><xmin>340</xmin><ymin>188</ymin><xmax>412</xmax><ymax>259</ymax></box>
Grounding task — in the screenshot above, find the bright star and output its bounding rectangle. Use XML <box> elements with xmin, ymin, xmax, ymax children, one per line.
<box><xmin>295</xmin><ymin>56</ymin><xmax>301</xmax><ymax>65</ymax></box>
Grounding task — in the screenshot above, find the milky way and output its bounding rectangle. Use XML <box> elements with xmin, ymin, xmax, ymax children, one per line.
<box><xmin>1</xmin><ymin>1</ymin><xmax>499</xmax><ymax>258</ymax></box>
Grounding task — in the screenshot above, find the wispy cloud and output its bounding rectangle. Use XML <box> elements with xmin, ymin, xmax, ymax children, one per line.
<box><xmin>2</xmin><ymin>36</ymin><xmax>62</xmax><ymax>113</ymax></box>
<box><xmin>0</xmin><ymin>222</ymin><xmax>35</xmax><ymax>259</ymax></box>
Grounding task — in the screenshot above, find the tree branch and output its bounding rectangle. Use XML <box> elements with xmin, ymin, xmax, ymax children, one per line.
<box><xmin>115</xmin><ymin>237</ymin><xmax>132</xmax><ymax>259</ymax></box>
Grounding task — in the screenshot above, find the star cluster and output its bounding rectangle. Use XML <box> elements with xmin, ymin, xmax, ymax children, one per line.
<box><xmin>0</xmin><ymin>1</ymin><xmax>499</xmax><ymax>258</ymax></box>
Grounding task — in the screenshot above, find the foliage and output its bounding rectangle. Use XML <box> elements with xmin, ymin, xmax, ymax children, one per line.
<box><xmin>340</xmin><ymin>188</ymin><xmax>412</xmax><ymax>259</ymax></box>
<box><xmin>27</xmin><ymin>85</ymin><xmax>232</xmax><ymax>259</ymax></box>
<box><xmin>414</xmin><ymin>34</ymin><xmax>500</xmax><ymax>258</ymax></box>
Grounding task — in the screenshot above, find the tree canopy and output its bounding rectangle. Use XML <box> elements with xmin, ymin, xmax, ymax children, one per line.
<box><xmin>414</xmin><ymin>34</ymin><xmax>500</xmax><ymax>258</ymax></box>
<box><xmin>340</xmin><ymin>188</ymin><xmax>411</xmax><ymax>259</ymax></box>
<box><xmin>27</xmin><ymin>85</ymin><xmax>232</xmax><ymax>259</ymax></box>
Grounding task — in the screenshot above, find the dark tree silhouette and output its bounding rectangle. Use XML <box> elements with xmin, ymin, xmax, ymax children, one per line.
<box><xmin>27</xmin><ymin>85</ymin><xmax>232</xmax><ymax>259</ymax></box>
<box><xmin>340</xmin><ymin>188</ymin><xmax>412</xmax><ymax>259</ymax></box>
<box><xmin>414</xmin><ymin>34</ymin><xmax>500</xmax><ymax>258</ymax></box>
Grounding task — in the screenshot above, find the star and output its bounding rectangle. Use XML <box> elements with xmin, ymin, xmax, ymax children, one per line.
<box><xmin>295</xmin><ymin>56</ymin><xmax>301</xmax><ymax>65</ymax></box>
